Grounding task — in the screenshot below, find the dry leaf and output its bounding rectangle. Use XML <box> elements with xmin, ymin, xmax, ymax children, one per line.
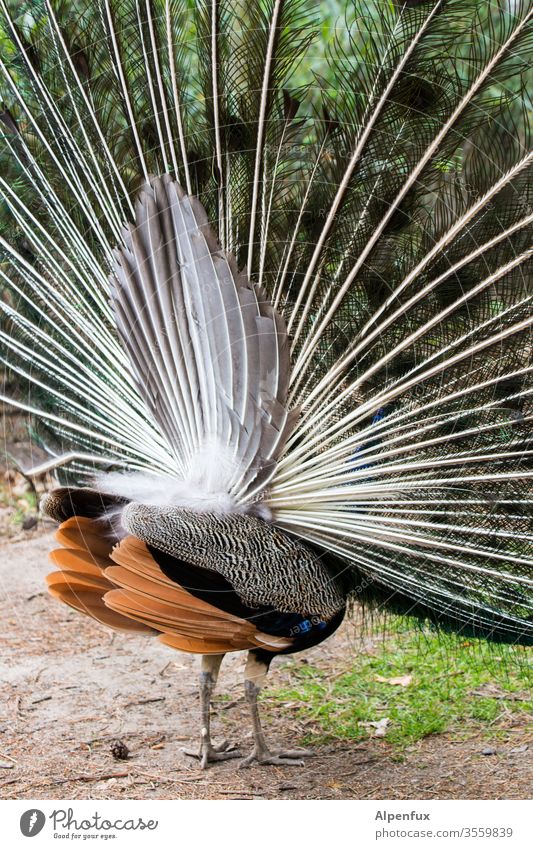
<box><xmin>376</xmin><ymin>674</ymin><xmax>412</xmax><ymax>687</ymax></box>
<box><xmin>359</xmin><ymin>717</ymin><xmax>391</xmax><ymax>737</ymax></box>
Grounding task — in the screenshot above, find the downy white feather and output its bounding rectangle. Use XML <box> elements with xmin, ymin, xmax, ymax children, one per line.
<box><xmin>95</xmin><ymin>440</ymin><xmax>273</xmax><ymax>519</ymax></box>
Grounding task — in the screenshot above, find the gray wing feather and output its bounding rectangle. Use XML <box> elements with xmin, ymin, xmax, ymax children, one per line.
<box><xmin>110</xmin><ymin>175</ymin><xmax>295</xmax><ymax>504</ymax></box>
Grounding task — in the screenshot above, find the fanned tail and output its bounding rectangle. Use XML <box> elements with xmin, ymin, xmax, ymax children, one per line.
<box><xmin>0</xmin><ymin>0</ymin><xmax>531</xmax><ymax>640</ymax></box>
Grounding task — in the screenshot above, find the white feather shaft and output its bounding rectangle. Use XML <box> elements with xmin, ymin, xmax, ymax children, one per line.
<box><xmin>247</xmin><ymin>0</ymin><xmax>284</xmax><ymax>276</ymax></box>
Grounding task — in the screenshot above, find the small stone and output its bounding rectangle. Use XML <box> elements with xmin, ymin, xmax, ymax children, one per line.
<box><xmin>110</xmin><ymin>739</ymin><xmax>130</xmax><ymax>760</ymax></box>
<box><xmin>22</xmin><ymin>515</ymin><xmax>38</xmax><ymax>531</ymax></box>
<box><xmin>481</xmin><ymin>747</ymin><xmax>497</xmax><ymax>756</ymax></box>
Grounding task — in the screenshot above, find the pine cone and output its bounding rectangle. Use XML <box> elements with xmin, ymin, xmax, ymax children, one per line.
<box><xmin>110</xmin><ymin>739</ymin><xmax>130</xmax><ymax>761</ymax></box>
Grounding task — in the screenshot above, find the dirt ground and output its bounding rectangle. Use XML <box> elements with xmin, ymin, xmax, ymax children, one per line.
<box><xmin>0</xmin><ymin>530</ymin><xmax>531</xmax><ymax>800</ymax></box>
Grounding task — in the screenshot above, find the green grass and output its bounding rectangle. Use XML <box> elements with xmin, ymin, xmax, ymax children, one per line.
<box><xmin>268</xmin><ymin>626</ymin><xmax>532</xmax><ymax>751</ymax></box>
<box><xmin>0</xmin><ymin>480</ymin><xmax>38</xmax><ymax>526</ymax></box>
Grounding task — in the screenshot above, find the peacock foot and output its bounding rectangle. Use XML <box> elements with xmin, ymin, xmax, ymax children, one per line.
<box><xmin>182</xmin><ymin>729</ymin><xmax>241</xmax><ymax>770</ymax></box>
<box><xmin>239</xmin><ymin>743</ymin><xmax>312</xmax><ymax>768</ymax></box>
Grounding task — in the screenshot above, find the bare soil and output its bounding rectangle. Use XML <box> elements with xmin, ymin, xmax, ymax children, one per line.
<box><xmin>0</xmin><ymin>532</ymin><xmax>531</xmax><ymax>800</ymax></box>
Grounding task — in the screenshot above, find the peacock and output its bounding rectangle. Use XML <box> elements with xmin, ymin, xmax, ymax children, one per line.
<box><xmin>0</xmin><ymin>0</ymin><xmax>531</xmax><ymax>769</ymax></box>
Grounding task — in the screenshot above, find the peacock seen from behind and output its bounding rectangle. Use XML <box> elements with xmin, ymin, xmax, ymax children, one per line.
<box><xmin>0</xmin><ymin>0</ymin><xmax>531</xmax><ymax>768</ymax></box>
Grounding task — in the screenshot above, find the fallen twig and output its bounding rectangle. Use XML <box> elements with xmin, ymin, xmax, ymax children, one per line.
<box><xmin>30</xmin><ymin>771</ymin><xmax>131</xmax><ymax>788</ymax></box>
<box><xmin>216</xmin><ymin>699</ymin><xmax>243</xmax><ymax>711</ymax></box>
<box><xmin>334</xmin><ymin>759</ymin><xmax>380</xmax><ymax>776</ymax></box>
<box><xmin>133</xmin><ymin>770</ymin><xmax>205</xmax><ymax>783</ymax></box>
<box><xmin>471</xmin><ymin>690</ymin><xmax>529</xmax><ymax>702</ymax></box>
<box><xmin>124</xmin><ymin>697</ymin><xmax>165</xmax><ymax>708</ymax></box>
<box><xmin>215</xmin><ymin>790</ymin><xmax>265</xmax><ymax>797</ymax></box>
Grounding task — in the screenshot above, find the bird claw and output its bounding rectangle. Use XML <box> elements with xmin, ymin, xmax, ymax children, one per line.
<box><xmin>239</xmin><ymin>746</ymin><xmax>312</xmax><ymax>768</ymax></box>
<box><xmin>182</xmin><ymin>738</ymin><xmax>241</xmax><ymax>769</ymax></box>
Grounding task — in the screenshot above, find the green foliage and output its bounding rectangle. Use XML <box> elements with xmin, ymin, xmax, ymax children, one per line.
<box><xmin>10</xmin><ymin>489</ymin><xmax>37</xmax><ymax>525</ymax></box>
<box><xmin>269</xmin><ymin>626</ymin><xmax>532</xmax><ymax>749</ymax></box>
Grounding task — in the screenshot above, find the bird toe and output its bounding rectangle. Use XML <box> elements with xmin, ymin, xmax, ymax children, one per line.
<box><xmin>239</xmin><ymin>747</ymin><xmax>310</xmax><ymax>768</ymax></box>
<box><xmin>182</xmin><ymin>739</ymin><xmax>241</xmax><ymax>769</ymax></box>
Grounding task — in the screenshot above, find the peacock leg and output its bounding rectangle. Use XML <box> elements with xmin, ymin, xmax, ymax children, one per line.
<box><xmin>182</xmin><ymin>654</ymin><xmax>240</xmax><ymax>769</ymax></box>
<box><xmin>240</xmin><ymin>651</ymin><xmax>312</xmax><ymax>768</ymax></box>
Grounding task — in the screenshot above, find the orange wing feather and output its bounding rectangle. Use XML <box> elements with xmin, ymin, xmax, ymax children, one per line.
<box><xmin>46</xmin><ymin>516</ymin><xmax>155</xmax><ymax>634</ymax></box>
<box><xmin>46</xmin><ymin>515</ymin><xmax>292</xmax><ymax>654</ymax></box>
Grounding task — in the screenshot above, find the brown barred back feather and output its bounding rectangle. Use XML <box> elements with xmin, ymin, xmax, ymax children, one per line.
<box><xmin>121</xmin><ymin>502</ymin><xmax>346</xmax><ymax>620</ymax></box>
